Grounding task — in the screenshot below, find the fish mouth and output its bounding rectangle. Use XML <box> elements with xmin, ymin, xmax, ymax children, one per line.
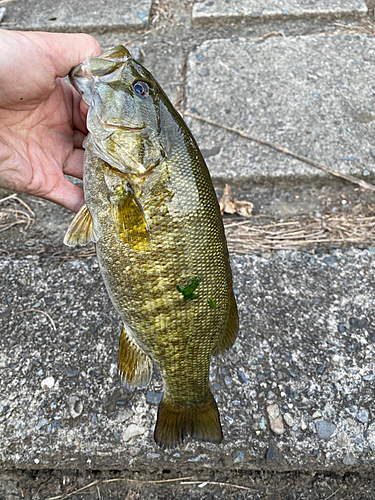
<box><xmin>96</xmin><ymin>114</ymin><xmax>145</xmax><ymax>133</ymax></box>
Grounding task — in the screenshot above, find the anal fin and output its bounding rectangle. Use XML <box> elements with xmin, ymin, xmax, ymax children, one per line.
<box><xmin>212</xmin><ymin>293</ymin><xmax>239</xmax><ymax>356</ymax></box>
<box><xmin>64</xmin><ymin>204</ymin><xmax>97</xmax><ymax>247</ymax></box>
<box><xmin>118</xmin><ymin>324</ymin><xmax>152</xmax><ymax>389</ymax></box>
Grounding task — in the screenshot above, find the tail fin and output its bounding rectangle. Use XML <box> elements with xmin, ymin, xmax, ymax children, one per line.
<box><xmin>154</xmin><ymin>392</ymin><xmax>223</xmax><ymax>447</ymax></box>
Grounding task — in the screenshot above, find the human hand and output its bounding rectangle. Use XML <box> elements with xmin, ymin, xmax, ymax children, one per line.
<box><xmin>0</xmin><ymin>30</ymin><xmax>101</xmax><ymax>212</ymax></box>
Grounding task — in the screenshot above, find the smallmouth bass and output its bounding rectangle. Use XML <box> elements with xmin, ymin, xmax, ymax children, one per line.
<box><xmin>64</xmin><ymin>46</ymin><xmax>239</xmax><ymax>446</ymax></box>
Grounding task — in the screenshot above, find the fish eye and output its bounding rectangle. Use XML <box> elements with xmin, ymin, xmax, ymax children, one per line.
<box><xmin>132</xmin><ymin>81</ymin><xmax>150</xmax><ymax>98</ymax></box>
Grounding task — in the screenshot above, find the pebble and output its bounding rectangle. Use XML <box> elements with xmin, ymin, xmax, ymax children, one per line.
<box><xmin>283</xmin><ymin>413</ymin><xmax>294</xmax><ymax>427</ymax></box>
<box><xmin>146</xmin><ymin>391</ymin><xmax>163</xmax><ymax>404</ymax></box>
<box><xmin>224</xmin><ymin>376</ymin><xmax>232</xmax><ymax>389</ymax></box>
<box><xmin>312</xmin><ymin>411</ymin><xmax>322</xmax><ymax>419</ymax></box>
<box><xmin>266</xmin><ymin>441</ymin><xmax>286</xmax><ymax>467</ymax></box>
<box><xmin>117</xmin><ymin>409</ymin><xmax>133</xmax><ymax>423</ymax></box>
<box><xmin>41</xmin><ymin>376</ymin><xmax>55</xmax><ymax>390</ymax></box>
<box><xmin>315</xmin><ymin>420</ymin><xmax>336</xmax><ymax>440</ymax></box>
<box><xmin>316</xmin><ymin>363</ymin><xmax>326</xmax><ymax>374</ymax></box>
<box><xmin>259</xmin><ymin>416</ymin><xmax>267</xmax><ymax>430</ymax></box>
<box><xmin>356</xmin><ymin>408</ymin><xmax>369</xmax><ymax>424</ymax></box>
<box><xmin>122</xmin><ymin>423</ymin><xmax>145</xmax><ymax>442</ymax></box>
<box><xmin>233</xmin><ymin>451</ymin><xmax>244</xmax><ymax>464</ymax></box>
<box><xmin>36</xmin><ymin>418</ymin><xmax>49</xmax><ymax>431</ymax></box>
<box><xmin>237</xmin><ymin>370</ymin><xmax>250</xmax><ymax>384</ymax></box>
<box><xmin>225</xmin><ymin>415</ymin><xmax>234</xmax><ymax>426</ymax></box>
<box><xmin>301</xmin><ymin>420</ymin><xmax>307</xmax><ymax>431</ymax></box>
<box><xmin>343</xmin><ymin>454</ymin><xmax>357</xmax><ymax>466</ymax></box>
<box><xmin>67</xmin><ymin>368</ymin><xmax>79</xmax><ymax>378</ymax></box>
<box><xmin>67</xmin><ymin>396</ymin><xmax>83</xmax><ymax>419</ymax></box>
<box><xmin>267</xmin><ymin>404</ymin><xmax>284</xmax><ymax>435</ymax></box>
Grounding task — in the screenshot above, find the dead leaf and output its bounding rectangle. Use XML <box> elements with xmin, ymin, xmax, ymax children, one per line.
<box><xmin>219</xmin><ymin>184</ymin><xmax>253</xmax><ymax>218</ymax></box>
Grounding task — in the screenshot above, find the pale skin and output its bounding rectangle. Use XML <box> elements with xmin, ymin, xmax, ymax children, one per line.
<box><xmin>0</xmin><ymin>30</ymin><xmax>101</xmax><ymax>213</ymax></box>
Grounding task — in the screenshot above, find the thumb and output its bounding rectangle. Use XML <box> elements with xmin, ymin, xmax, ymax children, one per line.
<box><xmin>20</xmin><ymin>31</ymin><xmax>102</xmax><ymax>78</ymax></box>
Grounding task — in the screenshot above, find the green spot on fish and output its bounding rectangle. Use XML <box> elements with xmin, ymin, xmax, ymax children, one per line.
<box><xmin>177</xmin><ymin>277</ymin><xmax>201</xmax><ymax>301</ymax></box>
<box><xmin>208</xmin><ymin>299</ymin><xmax>216</xmax><ymax>309</ymax></box>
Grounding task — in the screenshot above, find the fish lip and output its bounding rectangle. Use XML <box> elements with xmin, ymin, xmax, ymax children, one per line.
<box><xmin>96</xmin><ymin>114</ymin><xmax>145</xmax><ymax>132</ymax></box>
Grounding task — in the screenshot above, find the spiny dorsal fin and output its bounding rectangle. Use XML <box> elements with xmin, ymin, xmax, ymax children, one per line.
<box><xmin>212</xmin><ymin>293</ymin><xmax>239</xmax><ymax>356</ymax></box>
<box><xmin>109</xmin><ymin>181</ymin><xmax>150</xmax><ymax>250</ymax></box>
<box><xmin>154</xmin><ymin>392</ymin><xmax>223</xmax><ymax>447</ymax></box>
<box><xmin>63</xmin><ymin>204</ymin><xmax>97</xmax><ymax>247</ymax></box>
<box><xmin>118</xmin><ymin>324</ymin><xmax>152</xmax><ymax>390</ymax></box>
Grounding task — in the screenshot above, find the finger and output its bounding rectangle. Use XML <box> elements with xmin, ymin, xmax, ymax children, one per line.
<box><xmin>42</xmin><ymin>177</ymin><xmax>85</xmax><ymax>213</ymax></box>
<box><xmin>73</xmin><ymin>129</ymin><xmax>86</xmax><ymax>149</ymax></box>
<box><xmin>21</xmin><ymin>31</ymin><xmax>102</xmax><ymax>78</ymax></box>
<box><xmin>61</xmin><ymin>79</ymin><xmax>88</xmax><ymax>135</ymax></box>
<box><xmin>63</xmin><ymin>148</ymin><xmax>84</xmax><ymax>179</ymax></box>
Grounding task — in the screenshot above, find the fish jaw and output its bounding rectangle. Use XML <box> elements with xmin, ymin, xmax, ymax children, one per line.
<box><xmin>69</xmin><ymin>45</ymin><xmax>131</xmax><ymax>105</ymax></box>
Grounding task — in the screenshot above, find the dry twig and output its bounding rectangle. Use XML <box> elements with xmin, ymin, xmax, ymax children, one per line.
<box><xmin>46</xmin><ymin>476</ymin><xmax>257</xmax><ymax>500</ymax></box>
<box><xmin>324</xmin><ymin>487</ymin><xmax>342</xmax><ymax>500</ymax></box>
<box><xmin>46</xmin><ymin>477</ymin><xmax>195</xmax><ymax>500</ymax></box>
<box><xmin>102</xmin><ymin>476</ymin><xmax>195</xmax><ymax>484</ymax></box>
<box><xmin>124</xmin><ymin>25</ymin><xmax>163</xmax><ymax>46</ymax></box>
<box><xmin>258</xmin><ymin>31</ymin><xmax>285</xmax><ymax>40</ymax></box>
<box><xmin>223</xmin><ymin>211</ymin><xmax>375</xmax><ymax>252</ymax></box>
<box><xmin>0</xmin><ymin>194</ymin><xmax>35</xmax><ymax>233</ymax></box>
<box><xmin>184</xmin><ymin>112</ymin><xmax>375</xmax><ymax>192</ymax></box>
<box><xmin>17</xmin><ymin>308</ymin><xmax>56</xmax><ymax>331</ymax></box>
<box><xmin>46</xmin><ymin>480</ymin><xmax>99</xmax><ymax>500</ymax></box>
<box><xmin>180</xmin><ymin>480</ymin><xmax>256</xmax><ymax>491</ymax></box>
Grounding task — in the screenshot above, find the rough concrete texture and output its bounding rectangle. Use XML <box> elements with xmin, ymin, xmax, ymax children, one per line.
<box><xmin>186</xmin><ymin>34</ymin><xmax>375</xmax><ymax>186</ymax></box>
<box><xmin>1</xmin><ymin>248</ymin><xmax>375</xmax><ymax>473</ymax></box>
<box><xmin>2</xmin><ymin>0</ymin><xmax>375</xmax><ymax>497</ymax></box>
<box><xmin>1</xmin><ymin>0</ymin><xmax>152</xmax><ymax>31</ymax></box>
<box><xmin>192</xmin><ymin>0</ymin><xmax>368</xmax><ymax>24</ymax></box>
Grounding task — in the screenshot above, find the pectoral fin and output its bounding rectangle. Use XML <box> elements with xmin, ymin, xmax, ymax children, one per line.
<box><xmin>212</xmin><ymin>293</ymin><xmax>239</xmax><ymax>355</ymax></box>
<box><xmin>118</xmin><ymin>324</ymin><xmax>152</xmax><ymax>390</ymax></box>
<box><xmin>63</xmin><ymin>204</ymin><xmax>97</xmax><ymax>247</ymax></box>
<box><xmin>109</xmin><ymin>181</ymin><xmax>150</xmax><ymax>249</ymax></box>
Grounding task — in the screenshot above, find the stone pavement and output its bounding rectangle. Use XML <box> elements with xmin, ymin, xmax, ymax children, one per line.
<box><xmin>1</xmin><ymin>0</ymin><xmax>375</xmax><ymax>498</ymax></box>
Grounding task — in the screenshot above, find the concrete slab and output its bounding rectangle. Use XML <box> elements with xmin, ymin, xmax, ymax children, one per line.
<box><xmin>192</xmin><ymin>0</ymin><xmax>368</xmax><ymax>25</ymax></box>
<box><xmin>185</xmin><ymin>34</ymin><xmax>375</xmax><ymax>186</ymax></box>
<box><xmin>1</xmin><ymin>0</ymin><xmax>152</xmax><ymax>32</ymax></box>
<box><xmin>1</xmin><ymin>248</ymin><xmax>375</xmax><ymax>472</ymax></box>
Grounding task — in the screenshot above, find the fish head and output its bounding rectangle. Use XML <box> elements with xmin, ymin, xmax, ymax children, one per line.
<box><xmin>70</xmin><ymin>45</ymin><xmax>167</xmax><ymax>177</ymax></box>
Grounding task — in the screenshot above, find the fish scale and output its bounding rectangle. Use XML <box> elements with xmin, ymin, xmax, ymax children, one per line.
<box><xmin>64</xmin><ymin>45</ymin><xmax>238</xmax><ymax>446</ymax></box>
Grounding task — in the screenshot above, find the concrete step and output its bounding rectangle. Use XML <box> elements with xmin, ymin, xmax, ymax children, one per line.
<box><xmin>1</xmin><ymin>249</ymin><xmax>375</xmax><ymax>473</ymax></box>
<box><xmin>192</xmin><ymin>0</ymin><xmax>368</xmax><ymax>25</ymax></box>
<box><xmin>185</xmin><ymin>34</ymin><xmax>375</xmax><ymax>187</ymax></box>
<box><xmin>1</xmin><ymin>0</ymin><xmax>375</xmax><ymax>496</ymax></box>
<box><xmin>1</xmin><ymin>0</ymin><xmax>152</xmax><ymax>32</ymax></box>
